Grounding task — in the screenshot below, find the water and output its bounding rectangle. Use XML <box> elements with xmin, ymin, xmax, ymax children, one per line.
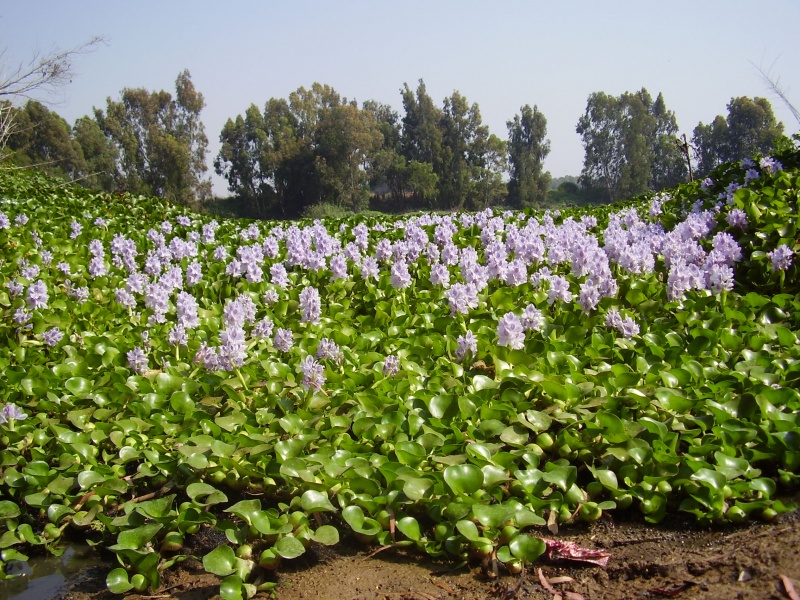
<box><xmin>0</xmin><ymin>544</ymin><xmax>104</xmax><ymax>600</ymax></box>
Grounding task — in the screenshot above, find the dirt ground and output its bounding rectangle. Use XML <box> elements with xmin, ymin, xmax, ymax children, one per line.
<box><xmin>52</xmin><ymin>499</ymin><xmax>800</xmax><ymax>600</ymax></box>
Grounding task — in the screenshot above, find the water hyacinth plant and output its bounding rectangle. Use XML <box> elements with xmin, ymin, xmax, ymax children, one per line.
<box><xmin>0</xmin><ymin>138</ymin><xmax>798</xmax><ymax>597</ymax></box>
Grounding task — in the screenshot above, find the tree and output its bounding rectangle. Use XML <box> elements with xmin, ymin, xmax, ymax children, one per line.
<box><xmin>648</xmin><ymin>92</ymin><xmax>686</xmax><ymax>190</ymax></box>
<box><xmin>400</xmin><ymin>80</ymin><xmax>444</xmax><ymax>206</ymax></box>
<box><xmin>95</xmin><ymin>69</ymin><xmax>211</xmax><ymax>205</ymax></box>
<box><xmin>577</xmin><ymin>88</ymin><xmax>686</xmax><ymax>202</ymax></box>
<box><xmin>507</xmin><ymin>104</ymin><xmax>551</xmax><ymax>208</ymax></box>
<box><xmin>4</xmin><ymin>99</ymin><xmax>85</xmax><ymax>179</ymax></box>
<box><xmin>314</xmin><ymin>102</ymin><xmax>383</xmax><ymax>212</ymax></box>
<box><xmin>692</xmin><ymin>97</ymin><xmax>784</xmax><ymax>177</ymax></box>
<box><xmin>72</xmin><ymin>116</ymin><xmax>117</xmax><ymax>191</ymax></box>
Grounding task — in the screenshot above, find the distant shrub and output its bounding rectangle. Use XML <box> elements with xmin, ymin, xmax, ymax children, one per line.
<box><xmin>301</xmin><ymin>202</ymin><xmax>354</xmax><ymax>220</ymax></box>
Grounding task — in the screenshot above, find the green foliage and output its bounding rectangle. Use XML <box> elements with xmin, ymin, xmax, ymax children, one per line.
<box><xmin>692</xmin><ymin>96</ymin><xmax>785</xmax><ymax>176</ymax></box>
<box><xmin>576</xmin><ymin>89</ymin><xmax>687</xmax><ymax>202</ymax></box>
<box><xmin>507</xmin><ymin>104</ymin><xmax>551</xmax><ymax>208</ymax></box>
<box><xmin>0</xmin><ymin>140</ymin><xmax>798</xmax><ymax>595</ymax></box>
<box><xmin>95</xmin><ymin>69</ymin><xmax>211</xmax><ymax>206</ymax></box>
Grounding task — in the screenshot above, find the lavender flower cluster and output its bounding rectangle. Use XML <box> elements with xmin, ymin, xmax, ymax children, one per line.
<box><xmin>1</xmin><ymin>151</ymin><xmax>788</xmax><ymax>389</ymax></box>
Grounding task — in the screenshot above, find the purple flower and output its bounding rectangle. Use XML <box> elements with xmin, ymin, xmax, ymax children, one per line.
<box><xmin>390</xmin><ymin>262</ymin><xmax>411</xmax><ymax>289</ymax></box>
<box><xmin>300</xmin><ymin>355</ymin><xmax>326</xmax><ymax>391</ymax></box>
<box><xmin>26</xmin><ymin>279</ymin><xmax>49</xmax><ymax>310</ymax></box>
<box><xmin>42</xmin><ymin>327</ymin><xmax>63</xmax><ymax>347</ymax></box>
<box><xmin>329</xmin><ymin>254</ymin><xmax>348</xmax><ymax>281</ymax></box>
<box><xmin>705</xmin><ymin>263</ymin><xmax>734</xmax><ymax>293</ymax></box>
<box><xmin>316</xmin><ymin>338</ymin><xmax>343</xmax><ymax>364</ymax></box>
<box><xmin>88</xmin><ymin>256</ymin><xmax>107</xmax><ymax>278</ymax></box>
<box><xmin>605</xmin><ymin>309</ymin><xmax>639</xmax><ymax>338</ymax></box>
<box><xmin>710</xmin><ymin>232</ymin><xmax>742</xmax><ymax>265</ymax></box>
<box><xmin>455</xmin><ymin>330</ymin><xmax>477</xmax><ymax>363</ymax></box>
<box><xmin>744</xmin><ymin>168</ymin><xmax>760</xmax><ymax>183</ymax></box>
<box><xmin>213</xmin><ymin>245</ymin><xmax>228</xmax><ymax>261</ymax></box>
<box><xmin>168</xmin><ymin>324</ymin><xmax>188</xmax><ymax>347</ymax></box>
<box><xmin>520</xmin><ymin>304</ymin><xmax>545</xmax><ymax>332</ymax></box>
<box><xmin>767</xmin><ymin>245</ymin><xmax>794</xmax><ymax>271</ymax></box>
<box><xmin>726</xmin><ymin>208</ymin><xmax>748</xmax><ymax>229</ymax></box>
<box><xmin>0</xmin><ymin>212</ymin><xmax>9</xmax><ymax>229</ymax></box>
<box><xmin>94</xmin><ymin>217</ymin><xmax>107</xmax><ymax>227</ymax></box>
<box><xmin>176</xmin><ymin>291</ymin><xmax>200</xmax><ymax>329</ymax></box>
<box><xmin>21</xmin><ymin>264</ymin><xmax>40</xmax><ymax>279</ymax></box>
<box><xmin>177</xmin><ymin>215</ymin><xmax>191</xmax><ymax>227</ymax></box>
<box><xmin>299</xmin><ymin>286</ymin><xmax>322</xmax><ymax>324</ymax></box>
<box><xmin>15</xmin><ymin>214</ymin><xmax>28</xmax><ymax>226</ymax></box>
<box><xmin>115</xmin><ymin>288</ymin><xmax>136</xmax><ymax>308</ymax></box>
<box><xmin>497</xmin><ymin>312</ymin><xmax>525</xmax><ymax>350</ymax></box>
<box><xmin>202</xmin><ymin>221</ymin><xmax>218</xmax><ymax>244</ymax></box>
<box><xmin>759</xmin><ymin>157</ymin><xmax>783</xmax><ymax>174</ymax></box>
<box><xmin>445</xmin><ymin>283</ymin><xmax>478</xmax><ymax>316</ymax></box>
<box><xmin>546</xmin><ymin>276</ymin><xmax>573</xmax><ymax>305</ymax></box>
<box><xmin>359</xmin><ymin>256</ymin><xmax>379</xmax><ymax>280</ymax></box>
<box><xmin>252</xmin><ymin>317</ymin><xmax>274</xmax><ymax>339</ymax></box>
<box><xmin>0</xmin><ymin>404</ymin><xmax>27</xmax><ymax>424</ymax></box>
<box><xmin>185</xmin><ymin>260</ymin><xmax>202</xmax><ymax>287</ymax></box>
<box><xmin>263</xmin><ymin>289</ymin><xmax>279</xmax><ymax>305</ymax></box>
<box><xmin>270</xmin><ymin>263</ymin><xmax>289</xmax><ymax>288</ymax></box>
<box><xmin>383</xmin><ymin>354</ymin><xmax>400</xmax><ymax>377</ymax></box>
<box><xmin>13</xmin><ymin>307</ymin><xmax>31</xmax><ymax>325</ymax></box>
<box><xmin>6</xmin><ymin>280</ymin><xmax>23</xmax><ymax>297</ymax></box>
<box><xmin>701</xmin><ymin>178</ymin><xmax>714</xmax><ymax>191</ymax></box>
<box><xmin>429</xmin><ymin>262</ymin><xmax>450</xmax><ymax>288</ymax></box>
<box><xmin>273</xmin><ymin>328</ymin><xmax>294</xmax><ymax>352</ymax></box>
<box><xmin>127</xmin><ymin>346</ymin><xmax>149</xmax><ymax>374</ymax></box>
<box><xmin>219</xmin><ymin>325</ymin><xmax>247</xmax><ymax>368</ymax></box>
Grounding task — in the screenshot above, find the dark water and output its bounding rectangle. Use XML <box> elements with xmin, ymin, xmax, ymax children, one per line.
<box><xmin>0</xmin><ymin>544</ymin><xmax>105</xmax><ymax>600</ymax></box>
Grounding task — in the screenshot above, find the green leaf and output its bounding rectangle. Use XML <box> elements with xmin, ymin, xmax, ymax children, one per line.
<box><xmin>0</xmin><ymin>501</ymin><xmax>20</xmax><ymax>519</ymax></box>
<box><xmin>299</xmin><ymin>490</ymin><xmax>336</xmax><ymax>513</ymax></box>
<box><xmin>106</xmin><ymin>567</ymin><xmax>134</xmax><ymax>594</ymax></box>
<box><xmin>187</xmin><ymin>482</ymin><xmax>228</xmax><ymax>506</ymax></box>
<box><xmin>203</xmin><ymin>545</ymin><xmax>237</xmax><ymax>577</ymax></box>
<box><xmin>112</xmin><ymin>523</ymin><xmax>163</xmax><ymax>550</ymax></box>
<box><xmin>312</xmin><ymin>525</ymin><xmax>339</xmax><ymax>546</ymax></box>
<box><xmin>396</xmin><ymin>516</ymin><xmax>421</xmax><ymax>541</ymax></box>
<box><xmin>542</xmin><ymin>465</ymin><xmax>577</xmax><ymax>491</ymax></box>
<box><xmin>219</xmin><ymin>575</ymin><xmax>245</xmax><ymax>600</ymax></box>
<box><xmin>508</xmin><ymin>534</ymin><xmax>546</xmax><ymax>563</ymax></box>
<box><xmin>274</xmin><ymin>536</ymin><xmax>305</xmax><ymax>559</ymax></box>
<box><xmin>444</xmin><ymin>464</ymin><xmax>484</xmax><ymax>495</ymax></box>
<box><xmin>691</xmin><ymin>468</ymin><xmax>726</xmax><ymax>491</ymax></box>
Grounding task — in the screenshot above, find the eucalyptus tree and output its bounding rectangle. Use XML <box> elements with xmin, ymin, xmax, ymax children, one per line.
<box><xmin>72</xmin><ymin>115</ymin><xmax>118</xmax><ymax>191</ymax></box>
<box><xmin>95</xmin><ymin>69</ymin><xmax>211</xmax><ymax>205</ymax></box>
<box><xmin>4</xmin><ymin>99</ymin><xmax>85</xmax><ymax>179</ymax></box>
<box><xmin>692</xmin><ymin>97</ymin><xmax>784</xmax><ymax>176</ymax></box>
<box><xmin>507</xmin><ymin>104</ymin><xmax>551</xmax><ymax>208</ymax></box>
<box><xmin>577</xmin><ymin>88</ymin><xmax>686</xmax><ymax>202</ymax></box>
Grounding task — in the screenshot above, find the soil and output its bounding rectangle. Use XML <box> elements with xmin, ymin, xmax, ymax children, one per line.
<box><xmin>49</xmin><ymin>500</ymin><xmax>800</xmax><ymax>600</ymax></box>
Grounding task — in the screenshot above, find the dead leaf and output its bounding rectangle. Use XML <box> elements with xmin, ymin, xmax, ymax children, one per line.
<box><xmin>543</xmin><ymin>538</ymin><xmax>610</xmax><ymax>567</ymax></box>
<box><xmin>781</xmin><ymin>574</ymin><xmax>800</xmax><ymax>600</ymax></box>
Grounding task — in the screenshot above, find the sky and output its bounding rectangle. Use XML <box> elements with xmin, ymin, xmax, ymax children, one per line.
<box><xmin>3</xmin><ymin>1</ymin><xmax>799</xmax><ymax>196</ymax></box>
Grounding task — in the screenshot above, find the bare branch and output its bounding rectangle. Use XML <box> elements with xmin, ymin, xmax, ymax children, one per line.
<box><xmin>0</xmin><ymin>35</ymin><xmax>107</xmax><ymax>102</ymax></box>
<box><xmin>751</xmin><ymin>58</ymin><xmax>800</xmax><ymax>126</ymax></box>
<box><xmin>0</xmin><ymin>103</ymin><xmax>17</xmax><ymax>152</ymax></box>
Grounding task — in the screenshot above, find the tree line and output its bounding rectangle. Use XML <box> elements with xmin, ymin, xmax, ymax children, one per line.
<box><xmin>0</xmin><ymin>70</ymin><xmax>786</xmax><ymax>217</ymax></box>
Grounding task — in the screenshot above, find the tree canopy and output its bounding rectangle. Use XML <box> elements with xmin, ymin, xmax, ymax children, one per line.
<box><xmin>692</xmin><ymin>96</ymin><xmax>785</xmax><ymax>176</ymax></box>
<box><xmin>576</xmin><ymin>89</ymin><xmax>687</xmax><ymax>203</ymax></box>
<box><xmin>95</xmin><ymin>69</ymin><xmax>211</xmax><ymax>205</ymax></box>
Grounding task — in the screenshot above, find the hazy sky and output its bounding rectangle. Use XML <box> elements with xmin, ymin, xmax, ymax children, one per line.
<box><xmin>3</xmin><ymin>1</ymin><xmax>799</xmax><ymax>195</ymax></box>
